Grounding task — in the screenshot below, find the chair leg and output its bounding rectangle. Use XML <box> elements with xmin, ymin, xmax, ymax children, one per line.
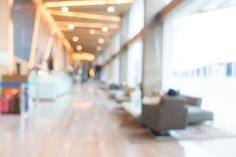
<box><xmin>151</xmin><ymin>130</ymin><xmax>170</xmax><ymax>136</ymax></box>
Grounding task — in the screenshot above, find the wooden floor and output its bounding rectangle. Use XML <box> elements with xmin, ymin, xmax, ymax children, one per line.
<box><xmin>0</xmin><ymin>83</ymin><xmax>236</xmax><ymax>157</ymax></box>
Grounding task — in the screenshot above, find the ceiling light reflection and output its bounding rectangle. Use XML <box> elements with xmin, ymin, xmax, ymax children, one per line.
<box><xmin>98</xmin><ymin>38</ymin><xmax>104</xmax><ymax>44</ymax></box>
<box><xmin>68</xmin><ymin>24</ymin><xmax>75</xmax><ymax>30</ymax></box>
<box><xmin>72</xmin><ymin>36</ymin><xmax>79</xmax><ymax>42</ymax></box>
<box><xmin>89</xmin><ymin>29</ymin><xmax>96</xmax><ymax>34</ymax></box>
<box><xmin>107</xmin><ymin>6</ymin><xmax>115</xmax><ymax>13</ymax></box>
<box><xmin>76</xmin><ymin>45</ymin><xmax>82</xmax><ymax>51</ymax></box>
<box><xmin>102</xmin><ymin>26</ymin><xmax>109</xmax><ymax>32</ymax></box>
<box><xmin>96</xmin><ymin>46</ymin><xmax>102</xmax><ymax>51</ymax></box>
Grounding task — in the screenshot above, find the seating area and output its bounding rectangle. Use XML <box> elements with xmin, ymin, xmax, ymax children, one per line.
<box><xmin>141</xmin><ymin>94</ymin><xmax>214</xmax><ymax>133</ymax></box>
<box><xmin>107</xmin><ymin>85</ymin><xmax>214</xmax><ymax>134</ymax></box>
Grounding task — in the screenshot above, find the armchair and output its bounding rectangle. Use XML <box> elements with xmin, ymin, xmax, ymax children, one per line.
<box><xmin>141</xmin><ymin>96</ymin><xmax>187</xmax><ymax>133</ymax></box>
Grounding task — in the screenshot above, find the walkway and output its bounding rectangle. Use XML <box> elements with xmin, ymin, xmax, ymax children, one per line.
<box><xmin>0</xmin><ymin>83</ymin><xmax>236</xmax><ymax>157</ymax></box>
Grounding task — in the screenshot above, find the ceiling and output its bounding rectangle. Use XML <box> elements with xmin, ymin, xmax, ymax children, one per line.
<box><xmin>42</xmin><ymin>0</ymin><xmax>133</xmax><ymax>55</ymax></box>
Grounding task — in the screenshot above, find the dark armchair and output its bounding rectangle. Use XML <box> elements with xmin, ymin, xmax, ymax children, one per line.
<box><xmin>141</xmin><ymin>96</ymin><xmax>187</xmax><ymax>133</ymax></box>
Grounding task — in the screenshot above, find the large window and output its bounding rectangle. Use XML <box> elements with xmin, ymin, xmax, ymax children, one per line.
<box><xmin>163</xmin><ymin>6</ymin><xmax>236</xmax><ymax>125</ymax></box>
<box><xmin>128</xmin><ymin>0</ymin><xmax>144</xmax><ymax>38</ymax></box>
<box><xmin>127</xmin><ymin>39</ymin><xmax>143</xmax><ymax>87</ymax></box>
<box><xmin>172</xmin><ymin>8</ymin><xmax>236</xmax><ymax>71</ymax></box>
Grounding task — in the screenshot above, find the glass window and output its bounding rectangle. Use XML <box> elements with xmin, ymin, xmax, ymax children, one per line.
<box><xmin>172</xmin><ymin>8</ymin><xmax>236</xmax><ymax>71</ymax></box>
<box><xmin>127</xmin><ymin>39</ymin><xmax>143</xmax><ymax>87</ymax></box>
<box><xmin>226</xmin><ymin>63</ymin><xmax>232</xmax><ymax>77</ymax></box>
<box><xmin>128</xmin><ymin>0</ymin><xmax>144</xmax><ymax>39</ymax></box>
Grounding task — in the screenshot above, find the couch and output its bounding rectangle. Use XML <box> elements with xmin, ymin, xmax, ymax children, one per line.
<box><xmin>183</xmin><ymin>95</ymin><xmax>214</xmax><ymax>124</ymax></box>
<box><xmin>141</xmin><ymin>95</ymin><xmax>214</xmax><ymax>134</ymax></box>
<box><xmin>141</xmin><ymin>96</ymin><xmax>188</xmax><ymax>133</ymax></box>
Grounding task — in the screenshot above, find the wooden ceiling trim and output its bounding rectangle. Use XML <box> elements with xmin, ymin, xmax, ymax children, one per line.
<box><xmin>44</xmin><ymin>0</ymin><xmax>133</xmax><ymax>8</ymax></box>
<box><xmin>58</xmin><ymin>21</ymin><xmax>120</xmax><ymax>29</ymax></box>
<box><xmin>61</xmin><ymin>29</ymin><xmax>113</xmax><ymax>36</ymax></box>
<box><xmin>48</xmin><ymin>10</ymin><xmax>121</xmax><ymax>22</ymax></box>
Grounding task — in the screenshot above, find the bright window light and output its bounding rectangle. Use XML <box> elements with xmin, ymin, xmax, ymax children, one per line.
<box><xmin>172</xmin><ymin>7</ymin><xmax>236</xmax><ymax>71</ymax></box>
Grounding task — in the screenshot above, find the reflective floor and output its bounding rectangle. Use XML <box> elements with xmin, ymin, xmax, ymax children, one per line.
<box><xmin>0</xmin><ymin>83</ymin><xmax>236</xmax><ymax>157</ymax></box>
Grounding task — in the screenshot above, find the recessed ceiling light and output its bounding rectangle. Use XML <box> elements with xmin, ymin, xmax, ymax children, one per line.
<box><xmin>102</xmin><ymin>26</ymin><xmax>109</xmax><ymax>32</ymax></box>
<box><xmin>76</xmin><ymin>45</ymin><xmax>82</xmax><ymax>51</ymax></box>
<box><xmin>61</xmin><ymin>6</ymin><xmax>69</xmax><ymax>12</ymax></box>
<box><xmin>72</xmin><ymin>36</ymin><xmax>79</xmax><ymax>42</ymax></box>
<box><xmin>107</xmin><ymin>6</ymin><xmax>115</xmax><ymax>13</ymax></box>
<box><xmin>117</xmin><ymin>0</ymin><xmax>124</xmax><ymax>4</ymax></box>
<box><xmin>89</xmin><ymin>29</ymin><xmax>96</xmax><ymax>34</ymax></box>
<box><xmin>98</xmin><ymin>38</ymin><xmax>104</xmax><ymax>44</ymax></box>
<box><xmin>68</xmin><ymin>24</ymin><xmax>75</xmax><ymax>30</ymax></box>
<box><xmin>96</xmin><ymin>46</ymin><xmax>102</xmax><ymax>51</ymax></box>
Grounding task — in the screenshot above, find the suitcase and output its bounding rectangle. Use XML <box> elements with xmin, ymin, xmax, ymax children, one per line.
<box><xmin>9</xmin><ymin>94</ymin><xmax>21</xmax><ymax>114</ymax></box>
<box><xmin>0</xmin><ymin>95</ymin><xmax>11</xmax><ymax>113</ymax></box>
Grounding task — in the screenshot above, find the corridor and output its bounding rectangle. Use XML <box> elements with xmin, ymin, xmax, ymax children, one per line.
<box><xmin>0</xmin><ymin>83</ymin><xmax>236</xmax><ymax>157</ymax></box>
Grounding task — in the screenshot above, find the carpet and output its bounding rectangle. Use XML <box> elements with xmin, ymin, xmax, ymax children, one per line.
<box><xmin>121</xmin><ymin>122</ymin><xmax>236</xmax><ymax>144</ymax></box>
<box><xmin>113</xmin><ymin>108</ymin><xmax>236</xmax><ymax>143</ymax></box>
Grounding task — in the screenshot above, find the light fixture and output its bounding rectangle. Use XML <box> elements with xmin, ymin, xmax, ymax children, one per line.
<box><xmin>117</xmin><ymin>0</ymin><xmax>124</xmax><ymax>4</ymax></box>
<box><xmin>98</xmin><ymin>38</ymin><xmax>104</xmax><ymax>44</ymax></box>
<box><xmin>72</xmin><ymin>36</ymin><xmax>79</xmax><ymax>42</ymax></box>
<box><xmin>102</xmin><ymin>26</ymin><xmax>109</xmax><ymax>32</ymax></box>
<box><xmin>73</xmin><ymin>53</ymin><xmax>95</xmax><ymax>61</ymax></box>
<box><xmin>44</xmin><ymin>0</ymin><xmax>133</xmax><ymax>8</ymax></box>
<box><xmin>89</xmin><ymin>29</ymin><xmax>96</xmax><ymax>34</ymax></box>
<box><xmin>107</xmin><ymin>6</ymin><xmax>115</xmax><ymax>13</ymax></box>
<box><xmin>76</xmin><ymin>45</ymin><xmax>83</xmax><ymax>51</ymax></box>
<box><xmin>61</xmin><ymin>6</ymin><xmax>69</xmax><ymax>12</ymax></box>
<box><xmin>68</xmin><ymin>24</ymin><xmax>75</xmax><ymax>30</ymax></box>
<box><xmin>96</xmin><ymin>46</ymin><xmax>102</xmax><ymax>51</ymax></box>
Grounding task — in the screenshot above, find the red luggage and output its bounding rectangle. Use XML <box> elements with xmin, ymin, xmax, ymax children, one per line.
<box><xmin>0</xmin><ymin>95</ymin><xmax>11</xmax><ymax>113</ymax></box>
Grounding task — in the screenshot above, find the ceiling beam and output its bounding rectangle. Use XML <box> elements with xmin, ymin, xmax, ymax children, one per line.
<box><xmin>58</xmin><ymin>21</ymin><xmax>119</xmax><ymax>29</ymax></box>
<box><xmin>62</xmin><ymin>29</ymin><xmax>113</xmax><ymax>36</ymax></box>
<box><xmin>44</xmin><ymin>0</ymin><xmax>133</xmax><ymax>8</ymax></box>
<box><xmin>48</xmin><ymin>10</ymin><xmax>121</xmax><ymax>22</ymax></box>
<box><xmin>72</xmin><ymin>52</ymin><xmax>95</xmax><ymax>61</ymax></box>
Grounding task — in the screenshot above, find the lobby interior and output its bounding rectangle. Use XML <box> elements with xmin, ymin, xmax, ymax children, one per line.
<box><xmin>1</xmin><ymin>0</ymin><xmax>236</xmax><ymax>156</ymax></box>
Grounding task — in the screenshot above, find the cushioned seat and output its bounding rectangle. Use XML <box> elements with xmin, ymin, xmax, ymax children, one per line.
<box><xmin>186</xmin><ymin>106</ymin><xmax>214</xmax><ymax>124</ymax></box>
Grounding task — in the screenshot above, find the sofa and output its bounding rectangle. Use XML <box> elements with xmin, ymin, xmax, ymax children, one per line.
<box><xmin>141</xmin><ymin>95</ymin><xmax>214</xmax><ymax>134</ymax></box>
<box><xmin>183</xmin><ymin>95</ymin><xmax>214</xmax><ymax>124</ymax></box>
<box><xmin>141</xmin><ymin>96</ymin><xmax>188</xmax><ymax>133</ymax></box>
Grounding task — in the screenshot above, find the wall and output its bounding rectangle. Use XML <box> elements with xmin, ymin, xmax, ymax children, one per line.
<box><xmin>0</xmin><ymin>0</ymin><xmax>10</xmax><ymax>56</ymax></box>
<box><xmin>0</xmin><ymin>0</ymin><xmax>11</xmax><ymax>76</ymax></box>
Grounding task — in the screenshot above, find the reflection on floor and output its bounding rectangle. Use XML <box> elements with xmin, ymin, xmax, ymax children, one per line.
<box><xmin>0</xmin><ymin>82</ymin><xmax>236</xmax><ymax>157</ymax></box>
